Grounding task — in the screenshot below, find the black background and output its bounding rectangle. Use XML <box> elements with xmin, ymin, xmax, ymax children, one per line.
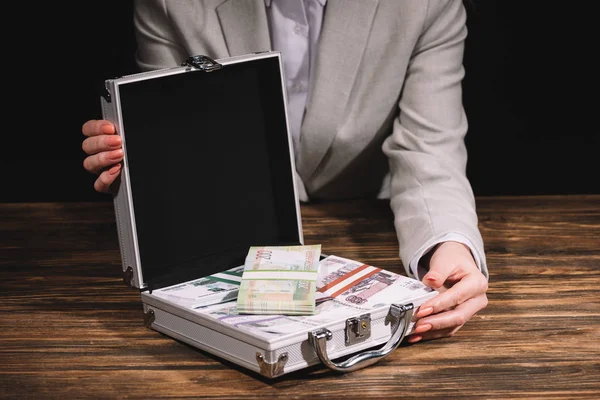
<box><xmin>4</xmin><ymin>1</ymin><xmax>598</xmax><ymax>202</ymax></box>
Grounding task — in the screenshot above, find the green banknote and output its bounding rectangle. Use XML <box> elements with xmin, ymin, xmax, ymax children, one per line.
<box><xmin>236</xmin><ymin>244</ymin><xmax>321</xmax><ymax>315</ymax></box>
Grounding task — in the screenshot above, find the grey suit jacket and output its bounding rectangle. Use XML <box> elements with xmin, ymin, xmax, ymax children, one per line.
<box><xmin>132</xmin><ymin>0</ymin><xmax>488</xmax><ymax>278</ymax></box>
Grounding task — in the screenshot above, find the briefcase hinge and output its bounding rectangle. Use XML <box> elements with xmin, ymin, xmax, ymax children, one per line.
<box><xmin>123</xmin><ymin>266</ymin><xmax>134</xmax><ymax>288</ymax></box>
<box><xmin>345</xmin><ymin>313</ymin><xmax>371</xmax><ymax>345</ymax></box>
<box><xmin>182</xmin><ymin>55</ymin><xmax>223</xmax><ymax>72</ymax></box>
<box><xmin>143</xmin><ymin>309</ymin><xmax>155</xmax><ymax>328</ymax></box>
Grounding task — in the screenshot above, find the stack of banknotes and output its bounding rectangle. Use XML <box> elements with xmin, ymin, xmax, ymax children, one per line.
<box><xmin>236</xmin><ymin>244</ymin><xmax>322</xmax><ymax>315</ymax></box>
<box><xmin>152</xmin><ymin>266</ymin><xmax>244</xmax><ymax>309</ymax></box>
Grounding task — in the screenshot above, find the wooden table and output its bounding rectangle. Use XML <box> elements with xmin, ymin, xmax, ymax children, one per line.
<box><xmin>1</xmin><ymin>195</ymin><xmax>599</xmax><ymax>399</ymax></box>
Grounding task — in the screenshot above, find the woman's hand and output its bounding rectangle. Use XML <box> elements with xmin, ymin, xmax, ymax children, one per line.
<box><xmin>408</xmin><ymin>241</ymin><xmax>489</xmax><ymax>343</ymax></box>
<box><xmin>81</xmin><ymin>119</ymin><xmax>123</xmax><ymax>193</ymax></box>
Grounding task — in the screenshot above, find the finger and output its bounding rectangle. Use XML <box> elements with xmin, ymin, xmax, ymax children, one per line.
<box><xmin>408</xmin><ymin>326</ymin><xmax>462</xmax><ymax>343</ymax></box>
<box><xmin>415</xmin><ymin>293</ymin><xmax>488</xmax><ymax>333</ymax></box>
<box><xmin>422</xmin><ymin>242</ymin><xmax>474</xmax><ymax>290</ymax></box>
<box><xmin>417</xmin><ymin>271</ymin><xmax>487</xmax><ymax>317</ymax></box>
<box><xmin>407</xmin><ymin>334</ymin><xmax>422</xmax><ymax>343</ymax></box>
<box><xmin>422</xmin><ymin>266</ymin><xmax>453</xmax><ymax>291</ymax></box>
<box><xmin>82</xmin><ymin>134</ymin><xmax>122</xmax><ymax>156</ymax></box>
<box><xmin>82</xmin><ymin>119</ymin><xmax>115</xmax><ymax>137</ymax></box>
<box><xmin>94</xmin><ymin>164</ymin><xmax>122</xmax><ymax>193</ymax></box>
<box><xmin>83</xmin><ymin>149</ymin><xmax>124</xmax><ymax>175</ymax></box>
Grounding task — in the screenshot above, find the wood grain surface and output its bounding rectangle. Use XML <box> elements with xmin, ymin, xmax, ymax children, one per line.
<box><xmin>1</xmin><ymin>195</ymin><xmax>599</xmax><ymax>399</ymax></box>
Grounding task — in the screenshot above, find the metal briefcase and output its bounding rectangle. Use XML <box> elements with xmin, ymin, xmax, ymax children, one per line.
<box><xmin>100</xmin><ymin>51</ymin><xmax>437</xmax><ymax>378</ymax></box>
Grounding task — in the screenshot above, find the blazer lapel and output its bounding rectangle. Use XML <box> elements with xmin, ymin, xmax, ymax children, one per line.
<box><xmin>216</xmin><ymin>0</ymin><xmax>272</xmax><ymax>56</ymax></box>
<box><xmin>297</xmin><ymin>0</ymin><xmax>378</xmax><ymax>182</ymax></box>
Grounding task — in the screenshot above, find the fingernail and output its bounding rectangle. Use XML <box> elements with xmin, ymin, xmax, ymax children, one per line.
<box><xmin>417</xmin><ymin>307</ymin><xmax>433</xmax><ymax>318</ymax></box>
<box><xmin>408</xmin><ymin>335</ymin><xmax>422</xmax><ymax>344</ymax></box>
<box><xmin>107</xmin><ymin>136</ymin><xmax>121</xmax><ymax>147</ymax></box>
<box><xmin>109</xmin><ymin>149</ymin><xmax>124</xmax><ymax>160</ymax></box>
<box><xmin>413</xmin><ymin>323</ymin><xmax>432</xmax><ymax>334</ymax></box>
<box><xmin>108</xmin><ymin>164</ymin><xmax>121</xmax><ymax>175</ymax></box>
<box><xmin>101</xmin><ymin>124</ymin><xmax>115</xmax><ymax>134</ymax></box>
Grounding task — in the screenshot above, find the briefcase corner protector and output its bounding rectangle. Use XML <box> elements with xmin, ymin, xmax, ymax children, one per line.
<box><xmin>256</xmin><ymin>352</ymin><xmax>289</xmax><ymax>378</ymax></box>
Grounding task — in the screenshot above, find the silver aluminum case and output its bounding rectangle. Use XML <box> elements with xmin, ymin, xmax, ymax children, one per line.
<box><xmin>100</xmin><ymin>51</ymin><xmax>433</xmax><ymax>378</ymax></box>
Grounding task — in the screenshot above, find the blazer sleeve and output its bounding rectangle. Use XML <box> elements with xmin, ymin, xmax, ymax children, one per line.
<box><xmin>381</xmin><ymin>0</ymin><xmax>488</xmax><ymax>279</ymax></box>
<box><xmin>133</xmin><ymin>0</ymin><xmax>189</xmax><ymax>71</ymax></box>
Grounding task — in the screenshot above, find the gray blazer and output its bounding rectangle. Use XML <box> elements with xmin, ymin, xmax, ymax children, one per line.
<box><xmin>132</xmin><ymin>0</ymin><xmax>488</xmax><ymax>278</ymax></box>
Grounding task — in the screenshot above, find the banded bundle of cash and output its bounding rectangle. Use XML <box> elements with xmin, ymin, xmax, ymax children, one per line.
<box><xmin>236</xmin><ymin>244</ymin><xmax>321</xmax><ymax>315</ymax></box>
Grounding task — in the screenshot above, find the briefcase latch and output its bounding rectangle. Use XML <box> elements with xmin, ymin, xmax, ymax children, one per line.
<box><xmin>345</xmin><ymin>314</ymin><xmax>371</xmax><ymax>345</ymax></box>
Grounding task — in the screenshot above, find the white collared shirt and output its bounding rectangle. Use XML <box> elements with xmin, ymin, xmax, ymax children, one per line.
<box><xmin>264</xmin><ymin>0</ymin><xmax>327</xmax><ymax>158</ymax></box>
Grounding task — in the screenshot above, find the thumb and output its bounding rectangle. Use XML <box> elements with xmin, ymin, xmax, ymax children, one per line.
<box><xmin>422</xmin><ymin>249</ymin><xmax>453</xmax><ymax>290</ymax></box>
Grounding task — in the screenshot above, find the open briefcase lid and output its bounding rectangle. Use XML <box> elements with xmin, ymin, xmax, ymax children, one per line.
<box><xmin>101</xmin><ymin>52</ymin><xmax>304</xmax><ymax>292</ymax></box>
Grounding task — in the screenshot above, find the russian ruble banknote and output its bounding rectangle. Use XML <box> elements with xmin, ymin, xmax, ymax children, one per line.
<box><xmin>236</xmin><ymin>244</ymin><xmax>321</xmax><ymax>315</ymax></box>
<box><xmin>153</xmin><ymin>265</ymin><xmax>245</xmax><ymax>308</ymax></box>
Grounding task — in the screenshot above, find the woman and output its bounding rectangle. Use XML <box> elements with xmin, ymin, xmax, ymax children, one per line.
<box><xmin>82</xmin><ymin>0</ymin><xmax>488</xmax><ymax>343</ymax></box>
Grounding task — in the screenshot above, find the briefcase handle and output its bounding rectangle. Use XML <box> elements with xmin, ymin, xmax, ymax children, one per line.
<box><xmin>308</xmin><ymin>303</ymin><xmax>414</xmax><ymax>373</ymax></box>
